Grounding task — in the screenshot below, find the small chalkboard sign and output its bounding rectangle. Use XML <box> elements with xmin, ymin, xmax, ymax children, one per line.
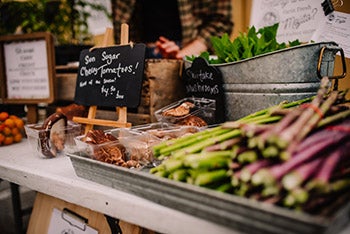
<box><xmin>0</xmin><ymin>32</ymin><xmax>55</xmax><ymax>104</ymax></box>
<box><xmin>74</xmin><ymin>43</ymin><xmax>146</xmax><ymax>108</ymax></box>
<box><xmin>183</xmin><ymin>57</ymin><xmax>226</xmax><ymax>123</ymax></box>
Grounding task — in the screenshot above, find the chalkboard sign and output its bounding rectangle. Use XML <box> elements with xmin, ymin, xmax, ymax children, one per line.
<box><xmin>74</xmin><ymin>43</ymin><xmax>146</xmax><ymax>108</ymax></box>
<box><xmin>183</xmin><ymin>57</ymin><xmax>226</xmax><ymax>123</ymax></box>
<box><xmin>0</xmin><ymin>32</ymin><xmax>55</xmax><ymax>104</ymax></box>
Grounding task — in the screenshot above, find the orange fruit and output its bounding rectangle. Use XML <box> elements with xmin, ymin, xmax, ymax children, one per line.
<box><xmin>0</xmin><ymin>133</ymin><xmax>5</xmax><ymax>144</ymax></box>
<box><xmin>3</xmin><ymin>126</ymin><xmax>11</xmax><ymax>136</ymax></box>
<box><xmin>13</xmin><ymin>133</ymin><xmax>22</xmax><ymax>143</ymax></box>
<box><xmin>0</xmin><ymin>112</ymin><xmax>9</xmax><ymax>122</ymax></box>
<box><xmin>3</xmin><ymin>136</ymin><xmax>13</xmax><ymax>145</ymax></box>
<box><xmin>9</xmin><ymin>115</ymin><xmax>18</xmax><ymax>119</ymax></box>
<box><xmin>4</xmin><ymin>118</ymin><xmax>15</xmax><ymax>128</ymax></box>
<box><xmin>11</xmin><ymin>127</ymin><xmax>20</xmax><ymax>135</ymax></box>
<box><xmin>14</xmin><ymin>118</ymin><xmax>24</xmax><ymax>129</ymax></box>
<box><xmin>0</xmin><ymin>124</ymin><xmax>5</xmax><ymax>132</ymax></box>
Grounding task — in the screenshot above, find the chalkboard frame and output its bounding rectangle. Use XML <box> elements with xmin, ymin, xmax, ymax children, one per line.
<box><xmin>74</xmin><ymin>43</ymin><xmax>146</xmax><ymax>108</ymax></box>
<box><xmin>0</xmin><ymin>32</ymin><xmax>55</xmax><ymax>104</ymax></box>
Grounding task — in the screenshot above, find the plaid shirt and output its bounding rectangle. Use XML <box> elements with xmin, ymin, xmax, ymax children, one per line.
<box><xmin>112</xmin><ymin>0</ymin><xmax>233</xmax><ymax>51</ymax></box>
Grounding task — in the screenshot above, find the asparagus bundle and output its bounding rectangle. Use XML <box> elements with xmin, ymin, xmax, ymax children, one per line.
<box><xmin>152</xmin><ymin>95</ymin><xmax>313</xmax><ymax>159</ymax></box>
<box><xmin>149</xmin><ymin>77</ymin><xmax>350</xmax><ymax>213</ymax></box>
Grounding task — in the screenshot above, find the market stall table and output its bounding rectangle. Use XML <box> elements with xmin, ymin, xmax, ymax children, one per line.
<box><xmin>0</xmin><ymin>139</ymin><xmax>235</xmax><ymax>234</ymax></box>
<box><xmin>1</xmin><ymin>140</ymin><xmax>350</xmax><ymax>234</ymax></box>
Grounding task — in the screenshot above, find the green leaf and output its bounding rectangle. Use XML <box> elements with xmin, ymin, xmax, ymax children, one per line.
<box><xmin>289</xmin><ymin>39</ymin><xmax>301</xmax><ymax>47</ymax></box>
<box><xmin>192</xmin><ymin>22</ymin><xmax>302</xmax><ymax>64</ymax></box>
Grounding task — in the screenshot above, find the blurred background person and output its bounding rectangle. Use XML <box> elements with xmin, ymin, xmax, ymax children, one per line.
<box><xmin>112</xmin><ymin>0</ymin><xmax>234</xmax><ymax>59</ymax></box>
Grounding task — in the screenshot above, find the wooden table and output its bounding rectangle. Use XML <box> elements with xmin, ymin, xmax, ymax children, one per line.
<box><xmin>0</xmin><ymin>140</ymin><xmax>234</xmax><ymax>234</ymax></box>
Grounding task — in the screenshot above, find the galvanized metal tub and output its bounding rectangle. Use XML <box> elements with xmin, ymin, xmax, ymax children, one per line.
<box><xmin>184</xmin><ymin>41</ymin><xmax>342</xmax><ymax>121</ymax></box>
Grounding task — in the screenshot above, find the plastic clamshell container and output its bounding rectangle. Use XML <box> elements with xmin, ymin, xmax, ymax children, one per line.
<box><xmin>154</xmin><ymin>97</ymin><xmax>216</xmax><ymax>125</ymax></box>
<box><xmin>74</xmin><ymin>133</ymin><xmax>117</xmax><ymax>158</ymax></box>
<box><xmin>108</xmin><ymin>122</ymin><xmax>176</xmax><ymax>138</ymax></box>
<box><xmin>112</xmin><ymin>122</ymin><xmax>203</xmax><ymax>141</ymax></box>
<box><xmin>74</xmin><ymin>130</ymin><xmax>157</xmax><ymax>165</ymax></box>
<box><xmin>119</xmin><ymin>123</ymin><xmax>203</xmax><ymax>164</ymax></box>
<box><xmin>142</xmin><ymin>124</ymin><xmax>202</xmax><ymax>141</ymax></box>
<box><xmin>74</xmin><ymin>123</ymin><xmax>203</xmax><ymax>166</ymax></box>
<box><xmin>24</xmin><ymin>121</ymin><xmax>82</xmax><ymax>158</ymax></box>
<box><xmin>75</xmin><ymin>135</ymin><xmax>127</xmax><ymax>160</ymax></box>
<box><xmin>118</xmin><ymin>134</ymin><xmax>159</xmax><ymax>165</ymax></box>
<box><xmin>122</xmin><ymin>122</ymin><xmax>177</xmax><ymax>132</ymax></box>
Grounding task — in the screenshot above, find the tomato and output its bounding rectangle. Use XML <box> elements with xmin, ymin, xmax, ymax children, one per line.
<box><xmin>0</xmin><ymin>112</ymin><xmax>9</xmax><ymax>122</ymax></box>
<box><xmin>3</xmin><ymin>136</ymin><xmax>13</xmax><ymax>145</ymax></box>
<box><xmin>4</xmin><ymin>118</ymin><xmax>15</xmax><ymax>128</ymax></box>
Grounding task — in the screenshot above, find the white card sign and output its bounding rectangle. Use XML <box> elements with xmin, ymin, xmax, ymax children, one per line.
<box><xmin>4</xmin><ymin>40</ymin><xmax>50</xmax><ymax>99</ymax></box>
<box><xmin>312</xmin><ymin>11</ymin><xmax>350</xmax><ymax>58</ymax></box>
<box><xmin>0</xmin><ymin>32</ymin><xmax>55</xmax><ymax>104</ymax></box>
<box><xmin>250</xmin><ymin>0</ymin><xmax>325</xmax><ymax>43</ymax></box>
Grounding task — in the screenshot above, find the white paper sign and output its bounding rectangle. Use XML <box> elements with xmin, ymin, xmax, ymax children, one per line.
<box><xmin>48</xmin><ymin>208</ymin><xmax>98</xmax><ymax>234</ymax></box>
<box><xmin>250</xmin><ymin>0</ymin><xmax>325</xmax><ymax>43</ymax></box>
<box><xmin>312</xmin><ymin>11</ymin><xmax>350</xmax><ymax>58</ymax></box>
<box><xmin>4</xmin><ymin>40</ymin><xmax>50</xmax><ymax>99</ymax></box>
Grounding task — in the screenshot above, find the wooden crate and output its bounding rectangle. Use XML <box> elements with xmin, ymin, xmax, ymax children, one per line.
<box><xmin>55</xmin><ymin>71</ymin><xmax>77</xmax><ymax>102</ymax></box>
<box><xmin>137</xmin><ymin>59</ymin><xmax>186</xmax><ymax>122</ymax></box>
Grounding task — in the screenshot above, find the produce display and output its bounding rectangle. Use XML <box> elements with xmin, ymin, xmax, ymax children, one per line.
<box><xmin>0</xmin><ymin>112</ymin><xmax>25</xmax><ymax>146</ymax></box>
<box><xmin>2</xmin><ymin>9</ymin><xmax>348</xmax><ymax>233</ymax></box>
<box><xmin>186</xmin><ymin>23</ymin><xmax>301</xmax><ymax>64</ymax></box>
<box><xmin>150</xmin><ymin>77</ymin><xmax>350</xmax><ymax>214</ymax></box>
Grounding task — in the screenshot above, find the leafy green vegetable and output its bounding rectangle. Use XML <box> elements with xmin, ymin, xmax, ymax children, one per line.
<box><xmin>186</xmin><ymin>23</ymin><xmax>301</xmax><ymax>64</ymax></box>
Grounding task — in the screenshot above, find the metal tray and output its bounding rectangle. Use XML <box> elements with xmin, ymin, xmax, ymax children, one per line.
<box><xmin>67</xmin><ymin>153</ymin><xmax>350</xmax><ymax>234</ymax></box>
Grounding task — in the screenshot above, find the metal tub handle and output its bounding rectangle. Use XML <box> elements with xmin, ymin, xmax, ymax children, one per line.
<box><xmin>317</xmin><ymin>45</ymin><xmax>347</xmax><ymax>89</ymax></box>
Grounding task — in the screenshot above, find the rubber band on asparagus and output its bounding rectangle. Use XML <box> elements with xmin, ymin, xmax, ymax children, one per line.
<box><xmin>300</xmin><ymin>103</ymin><xmax>324</xmax><ymax>118</ymax></box>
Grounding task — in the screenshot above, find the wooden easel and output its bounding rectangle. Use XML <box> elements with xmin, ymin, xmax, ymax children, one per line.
<box><xmin>73</xmin><ymin>24</ymin><xmax>132</xmax><ymax>134</ymax></box>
